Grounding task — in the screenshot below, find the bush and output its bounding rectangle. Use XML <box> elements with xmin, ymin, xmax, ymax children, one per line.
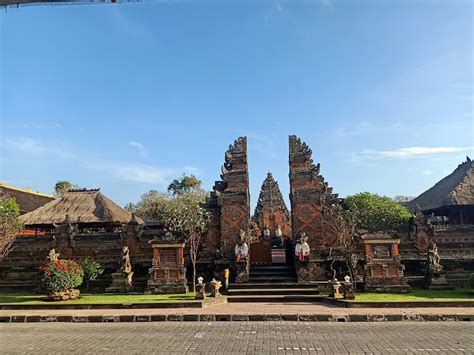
<box><xmin>345</xmin><ymin>192</ymin><xmax>412</xmax><ymax>232</ymax></box>
<box><xmin>39</xmin><ymin>259</ymin><xmax>84</xmax><ymax>293</ymax></box>
<box><xmin>79</xmin><ymin>257</ymin><xmax>103</xmax><ymax>289</ymax></box>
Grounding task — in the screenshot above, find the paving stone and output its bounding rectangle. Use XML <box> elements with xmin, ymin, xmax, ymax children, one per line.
<box><xmin>72</xmin><ymin>316</ymin><xmax>89</xmax><ymax>323</ymax></box>
<box><xmin>183</xmin><ymin>314</ymin><xmax>199</xmax><ymax>321</ymax></box>
<box><xmin>367</xmin><ymin>314</ymin><xmax>385</xmax><ymax>322</ymax></box>
<box><xmin>40</xmin><ymin>316</ymin><xmax>57</xmax><ymax>322</ymax></box>
<box><xmin>248</xmin><ymin>314</ymin><xmax>264</xmax><ymax>321</ymax></box>
<box><xmin>456</xmin><ymin>314</ymin><xmax>474</xmax><ymax>321</ymax></box>
<box><xmin>231</xmin><ymin>314</ymin><xmax>249</xmax><ymax>321</ymax></box>
<box><xmin>402</xmin><ymin>313</ymin><xmax>423</xmax><ymax>321</ymax></box>
<box><xmin>349</xmin><ymin>314</ymin><xmax>367</xmax><ymax>322</ymax></box>
<box><xmin>150</xmin><ymin>315</ymin><xmax>167</xmax><ymax>322</ymax></box>
<box><xmin>26</xmin><ymin>316</ymin><xmax>41</xmax><ymax>322</ymax></box>
<box><xmin>385</xmin><ymin>314</ymin><xmax>403</xmax><ymax>321</ymax></box>
<box><xmin>264</xmin><ymin>314</ymin><xmax>281</xmax><ymax>321</ymax></box>
<box><xmin>0</xmin><ymin>316</ymin><xmax>10</xmax><ymax>323</ymax></box>
<box><xmin>134</xmin><ymin>315</ymin><xmax>150</xmax><ymax>322</ymax></box>
<box><xmin>103</xmin><ymin>316</ymin><xmax>119</xmax><ymax>322</ymax></box>
<box><xmin>88</xmin><ymin>316</ymin><xmax>103</xmax><ymax>323</ymax></box>
<box><xmin>56</xmin><ymin>316</ymin><xmax>73</xmax><ymax>322</ymax></box>
<box><xmin>332</xmin><ymin>314</ymin><xmax>349</xmax><ymax>322</ymax></box>
<box><xmin>2</xmin><ymin>322</ymin><xmax>473</xmax><ymax>353</ymax></box>
<box><xmin>215</xmin><ymin>314</ymin><xmax>231</xmax><ymax>321</ymax></box>
<box><xmin>281</xmin><ymin>314</ymin><xmax>298</xmax><ymax>321</ymax></box>
<box><xmin>118</xmin><ymin>315</ymin><xmax>134</xmax><ymax>322</ymax></box>
<box><xmin>167</xmin><ymin>314</ymin><xmax>183</xmax><ymax>321</ymax></box>
<box><xmin>198</xmin><ymin>314</ymin><xmax>215</xmax><ymax>322</ymax></box>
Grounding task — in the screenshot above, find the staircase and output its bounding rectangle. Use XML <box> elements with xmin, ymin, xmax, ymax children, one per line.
<box><xmin>227</xmin><ymin>264</ymin><xmax>321</xmax><ymax>303</ymax></box>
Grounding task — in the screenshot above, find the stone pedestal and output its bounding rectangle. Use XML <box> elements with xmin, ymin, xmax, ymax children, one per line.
<box><xmin>425</xmin><ymin>269</ymin><xmax>454</xmax><ymax>290</ymax></box>
<box><xmin>235</xmin><ymin>260</ymin><xmax>249</xmax><ymax>283</ymax></box>
<box><xmin>328</xmin><ymin>279</ymin><xmax>343</xmax><ymax>299</ymax></box>
<box><xmin>145</xmin><ymin>238</ymin><xmax>188</xmax><ymax>294</ymax></box>
<box><xmin>343</xmin><ymin>282</ymin><xmax>355</xmax><ymax>300</ymax></box>
<box><xmin>362</xmin><ymin>234</ymin><xmax>410</xmax><ymax>293</ymax></box>
<box><xmin>195</xmin><ymin>283</ymin><xmax>206</xmax><ymax>300</ymax></box>
<box><xmin>106</xmin><ymin>272</ymin><xmax>134</xmax><ymax>293</ymax></box>
<box><xmin>210</xmin><ymin>278</ymin><xmax>222</xmax><ymax>297</ymax></box>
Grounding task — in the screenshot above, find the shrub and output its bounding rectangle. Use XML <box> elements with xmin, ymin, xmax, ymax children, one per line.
<box><xmin>345</xmin><ymin>192</ymin><xmax>412</xmax><ymax>232</ymax></box>
<box><xmin>79</xmin><ymin>257</ymin><xmax>103</xmax><ymax>289</ymax></box>
<box><xmin>39</xmin><ymin>259</ymin><xmax>84</xmax><ymax>293</ymax></box>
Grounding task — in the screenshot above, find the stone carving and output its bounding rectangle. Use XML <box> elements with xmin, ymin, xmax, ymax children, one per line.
<box><xmin>234</xmin><ymin>230</ymin><xmax>249</xmax><ymax>262</ymax></box>
<box><xmin>329</xmin><ymin>278</ymin><xmax>343</xmax><ymax>299</ymax></box>
<box><xmin>106</xmin><ymin>244</ymin><xmax>134</xmax><ymax>293</ymax></box>
<box><xmin>343</xmin><ymin>275</ymin><xmax>355</xmax><ymax>300</ymax></box>
<box><xmin>210</xmin><ymin>278</ymin><xmax>222</xmax><ymax>297</ymax></box>
<box><xmin>427</xmin><ymin>241</ymin><xmax>442</xmax><ymax>272</ymax></box>
<box><xmin>47</xmin><ymin>248</ymin><xmax>59</xmax><ymax>262</ymax></box>
<box><xmin>425</xmin><ymin>241</ymin><xmax>453</xmax><ymax>290</ymax></box>
<box><xmin>295</xmin><ymin>232</ymin><xmax>310</xmax><ymax>262</ymax></box>
<box><xmin>195</xmin><ymin>276</ymin><xmax>206</xmax><ymax>300</ymax></box>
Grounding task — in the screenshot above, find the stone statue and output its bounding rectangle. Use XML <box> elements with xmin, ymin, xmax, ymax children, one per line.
<box><xmin>120</xmin><ymin>245</ymin><xmax>132</xmax><ymax>274</ymax></box>
<box><xmin>47</xmin><ymin>248</ymin><xmax>59</xmax><ymax>262</ymax></box>
<box><xmin>295</xmin><ymin>232</ymin><xmax>310</xmax><ymax>262</ymax></box>
<box><xmin>273</xmin><ymin>224</ymin><xmax>284</xmax><ymax>248</ymax></box>
<box><xmin>427</xmin><ymin>241</ymin><xmax>442</xmax><ymax>272</ymax></box>
<box><xmin>263</xmin><ymin>225</ymin><xmax>271</xmax><ymax>239</ymax></box>
<box><xmin>234</xmin><ymin>229</ymin><xmax>249</xmax><ymax>262</ymax></box>
<box><xmin>210</xmin><ymin>278</ymin><xmax>222</xmax><ymax>297</ymax></box>
<box><xmin>275</xmin><ymin>225</ymin><xmax>282</xmax><ymax>238</ymax></box>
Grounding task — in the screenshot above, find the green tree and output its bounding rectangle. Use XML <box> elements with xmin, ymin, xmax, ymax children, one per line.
<box><xmin>167</xmin><ymin>174</ymin><xmax>202</xmax><ymax>195</ymax></box>
<box><xmin>159</xmin><ymin>190</ymin><xmax>210</xmax><ymax>292</ymax></box>
<box><xmin>54</xmin><ymin>180</ymin><xmax>78</xmax><ymax>197</ymax></box>
<box><xmin>393</xmin><ymin>195</ymin><xmax>415</xmax><ymax>203</ymax></box>
<box><xmin>134</xmin><ymin>190</ymin><xmax>168</xmax><ymax>221</ymax></box>
<box><xmin>345</xmin><ymin>192</ymin><xmax>412</xmax><ymax>232</ymax></box>
<box><xmin>0</xmin><ymin>197</ymin><xmax>23</xmax><ymax>261</ymax></box>
<box><xmin>79</xmin><ymin>257</ymin><xmax>104</xmax><ymax>290</ymax></box>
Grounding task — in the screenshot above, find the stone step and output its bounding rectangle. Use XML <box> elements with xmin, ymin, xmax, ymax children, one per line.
<box><xmin>230</xmin><ymin>282</ymin><xmax>315</xmax><ymax>289</ymax></box>
<box><xmin>227</xmin><ymin>295</ymin><xmax>325</xmax><ymax>303</ymax></box>
<box><xmin>248</xmin><ymin>276</ymin><xmax>297</xmax><ymax>282</ymax></box>
<box><xmin>249</xmin><ymin>272</ymin><xmax>296</xmax><ymax>278</ymax></box>
<box><xmin>228</xmin><ymin>288</ymin><xmax>320</xmax><ymax>296</ymax></box>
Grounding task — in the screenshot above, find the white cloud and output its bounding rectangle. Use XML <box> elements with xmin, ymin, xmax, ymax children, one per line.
<box><xmin>3</xmin><ymin>137</ymin><xmax>75</xmax><ymax>159</ymax></box>
<box><xmin>89</xmin><ymin>161</ymin><xmax>175</xmax><ymax>185</ymax></box>
<box><xmin>361</xmin><ymin>146</ymin><xmax>470</xmax><ymax>160</ymax></box>
<box><xmin>128</xmin><ymin>141</ymin><xmax>149</xmax><ymax>159</ymax></box>
<box><xmin>422</xmin><ymin>170</ymin><xmax>433</xmax><ymax>176</ymax></box>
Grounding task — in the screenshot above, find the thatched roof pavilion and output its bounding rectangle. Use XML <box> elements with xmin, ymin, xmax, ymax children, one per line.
<box><xmin>19</xmin><ymin>188</ymin><xmax>143</xmax><ymax>228</ymax></box>
<box><xmin>406</xmin><ymin>157</ymin><xmax>474</xmax><ymax>224</ymax></box>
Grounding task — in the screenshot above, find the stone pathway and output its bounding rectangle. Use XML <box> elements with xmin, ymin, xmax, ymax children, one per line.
<box><xmin>1</xmin><ymin>322</ymin><xmax>474</xmax><ymax>354</ymax></box>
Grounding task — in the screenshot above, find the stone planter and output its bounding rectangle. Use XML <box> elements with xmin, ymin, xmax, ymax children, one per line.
<box><xmin>47</xmin><ymin>289</ymin><xmax>80</xmax><ymax>301</ymax></box>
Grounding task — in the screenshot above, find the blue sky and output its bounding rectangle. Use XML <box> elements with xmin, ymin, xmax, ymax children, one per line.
<box><xmin>1</xmin><ymin>0</ymin><xmax>473</xmax><ymax>209</ymax></box>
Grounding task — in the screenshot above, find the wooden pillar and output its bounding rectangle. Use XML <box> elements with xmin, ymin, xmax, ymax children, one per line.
<box><xmin>393</xmin><ymin>242</ymin><xmax>399</xmax><ymax>256</ymax></box>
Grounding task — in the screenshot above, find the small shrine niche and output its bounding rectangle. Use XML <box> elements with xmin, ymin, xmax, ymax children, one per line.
<box><xmin>145</xmin><ymin>232</ymin><xmax>188</xmax><ymax>294</ymax></box>
<box><xmin>362</xmin><ymin>233</ymin><xmax>410</xmax><ymax>293</ymax></box>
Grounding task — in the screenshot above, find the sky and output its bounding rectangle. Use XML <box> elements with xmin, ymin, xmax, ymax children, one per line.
<box><xmin>1</xmin><ymin>0</ymin><xmax>473</xmax><ymax>210</ymax></box>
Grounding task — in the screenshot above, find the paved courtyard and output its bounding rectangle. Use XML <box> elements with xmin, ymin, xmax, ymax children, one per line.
<box><xmin>1</xmin><ymin>322</ymin><xmax>473</xmax><ymax>354</ymax></box>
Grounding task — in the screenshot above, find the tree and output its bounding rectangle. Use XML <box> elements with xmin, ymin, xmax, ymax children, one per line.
<box><xmin>0</xmin><ymin>198</ymin><xmax>23</xmax><ymax>262</ymax></box>
<box><xmin>167</xmin><ymin>174</ymin><xmax>202</xmax><ymax>196</ymax></box>
<box><xmin>345</xmin><ymin>192</ymin><xmax>412</xmax><ymax>232</ymax></box>
<box><xmin>54</xmin><ymin>180</ymin><xmax>78</xmax><ymax>197</ymax></box>
<box><xmin>321</xmin><ymin>204</ymin><xmax>359</xmax><ymax>287</ymax></box>
<box><xmin>393</xmin><ymin>195</ymin><xmax>415</xmax><ymax>203</ymax></box>
<box><xmin>133</xmin><ymin>190</ymin><xmax>168</xmax><ymax>221</ymax></box>
<box><xmin>159</xmin><ymin>190</ymin><xmax>210</xmax><ymax>292</ymax></box>
<box><xmin>79</xmin><ymin>257</ymin><xmax>104</xmax><ymax>291</ymax></box>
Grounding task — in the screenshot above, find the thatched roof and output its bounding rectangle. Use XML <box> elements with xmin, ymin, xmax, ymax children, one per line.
<box><xmin>19</xmin><ymin>189</ymin><xmax>143</xmax><ymax>226</ymax></box>
<box><xmin>406</xmin><ymin>157</ymin><xmax>474</xmax><ymax>211</ymax></box>
<box><xmin>0</xmin><ymin>183</ymin><xmax>54</xmax><ymax>214</ymax></box>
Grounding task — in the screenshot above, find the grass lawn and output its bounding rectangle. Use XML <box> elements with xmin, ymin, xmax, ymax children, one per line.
<box><xmin>0</xmin><ymin>292</ymin><xmax>196</xmax><ymax>304</ymax></box>
<box><xmin>354</xmin><ymin>288</ymin><xmax>473</xmax><ymax>302</ymax></box>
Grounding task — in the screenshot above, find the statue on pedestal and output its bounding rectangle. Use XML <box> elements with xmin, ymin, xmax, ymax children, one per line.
<box><xmin>295</xmin><ymin>232</ymin><xmax>310</xmax><ymax>262</ymax></box>
<box><xmin>234</xmin><ymin>230</ymin><xmax>249</xmax><ymax>262</ymax></box>
<box><xmin>425</xmin><ymin>241</ymin><xmax>453</xmax><ymax>290</ymax></box>
<box><xmin>343</xmin><ymin>275</ymin><xmax>355</xmax><ymax>300</ymax></box>
<box><xmin>47</xmin><ymin>248</ymin><xmax>59</xmax><ymax>262</ymax></box>
<box><xmin>210</xmin><ymin>278</ymin><xmax>222</xmax><ymax>297</ymax></box>
<box><xmin>427</xmin><ymin>241</ymin><xmax>442</xmax><ymax>272</ymax></box>
<box><xmin>195</xmin><ymin>276</ymin><xmax>206</xmax><ymax>300</ymax></box>
<box><xmin>106</xmin><ymin>244</ymin><xmax>134</xmax><ymax>293</ymax></box>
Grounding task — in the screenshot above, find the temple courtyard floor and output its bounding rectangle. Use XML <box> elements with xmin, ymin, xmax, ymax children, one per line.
<box><xmin>1</xmin><ymin>321</ymin><xmax>474</xmax><ymax>354</ymax></box>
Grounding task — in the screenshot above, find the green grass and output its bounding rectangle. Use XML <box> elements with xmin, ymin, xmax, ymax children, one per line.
<box><xmin>354</xmin><ymin>289</ymin><xmax>473</xmax><ymax>302</ymax></box>
<box><xmin>0</xmin><ymin>292</ymin><xmax>196</xmax><ymax>304</ymax></box>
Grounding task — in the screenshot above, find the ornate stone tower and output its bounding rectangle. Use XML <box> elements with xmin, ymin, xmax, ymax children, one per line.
<box><xmin>288</xmin><ymin>135</ymin><xmax>338</xmax><ymax>280</ymax></box>
<box><xmin>253</xmin><ymin>172</ymin><xmax>291</xmax><ymax>238</ymax></box>
<box><xmin>203</xmin><ymin>137</ymin><xmax>251</xmax><ymax>252</ymax></box>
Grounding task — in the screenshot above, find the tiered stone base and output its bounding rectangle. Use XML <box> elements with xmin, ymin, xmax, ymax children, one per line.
<box><xmin>106</xmin><ymin>272</ymin><xmax>133</xmax><ymax>293</ymax></box>
<box><xmin>425</xmin><ymin>271</ymin><xmax>454</xmax><ymax>290</ymax></box>
<box><xmin>47</xmin><ymin>289</ymin><xmax>80</xmax><ymax>301</ymax></box>
<box><xmin>365</xmin><ymin>278</ymin><xmax>411</xmax><ymax>293</ymax></box>
<box><xmin>235</xmin><ymin>261</ymin><xmax>249</xmax><ymax>283</ymax></box>
<box><xmin>145</xmin><ymin>281</ymin><xmax>188</xmax><ymax>294</ymax></box>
